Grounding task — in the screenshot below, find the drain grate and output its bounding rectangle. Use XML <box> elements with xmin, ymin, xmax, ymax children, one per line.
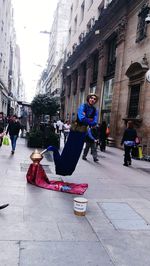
<box><xmin>20</xmin><ymin>163</ymin><xmax>52</xmax><ymax>173</ymax></box>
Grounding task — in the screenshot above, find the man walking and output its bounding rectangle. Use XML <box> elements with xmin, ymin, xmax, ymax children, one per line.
<box><xmin>6</xmin><ymin>115</ymin><xmax>22</xmax><ymax>154</ymax></box>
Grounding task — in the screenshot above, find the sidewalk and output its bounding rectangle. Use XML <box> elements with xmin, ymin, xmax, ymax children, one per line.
<box><xmin>1</xmin><ymin>137</ymin><xmax>150</xmax><ymax>265</ymax></box>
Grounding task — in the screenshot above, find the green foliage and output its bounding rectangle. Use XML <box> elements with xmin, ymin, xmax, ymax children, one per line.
<box><xmin>26</xmin><ymin>128</ymin><xmax>60</xmax><ymax>149</ymax></box>
<box><xmin>31</xmin><ymin>94</ymin><xmax>60</xmax><ymax>117</ymax></box>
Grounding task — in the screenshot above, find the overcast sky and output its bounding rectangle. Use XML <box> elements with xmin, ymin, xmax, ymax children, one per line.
<box><xmin>12</xmin><ymin>0</ymin><xmax>58</xmax><ymax>102</ymax></box>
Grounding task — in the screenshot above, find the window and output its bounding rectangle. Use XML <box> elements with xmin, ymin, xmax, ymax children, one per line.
<box><xmin>75</xmin><ymin>0</ymin><xmax>79</xmax><ymax>10</ymax></box>
<box><xmin>78</xmin><ymin>32</ymin><xmax>84</xmax><ymax>43</ymax></box>
<box><xmin>104</xmin><ymin>0</ymin><xmax>112</xmax><ymax>9</ymax></box>
<box><xmin>72</xmin><ymin>94</ymin><xmax>77</xmax><ymax>116</ymax></box>
<box><xmin>81</xmin><ymin>62</ymin><xmax>86</xmax><ymax>89</ymax></box>
<box><xmin>101</xmin><ymin>78</ymin><xmax>114</xmax><ymax>124</ymax></box>
<box><xmin>69</xmin><ymin>5</ymin><xmax>73</xmax><ymax>21</ymax></box>
<box><xmin>102</xmin><ymin>78</ymin><xmax>114</xmax><ymax>110</ymax></box>
<box><xmin>68</xmin><ymin>28</ymin><xmax>71</xmax><ymax>43</ymax></box>
<box><xmin>80</xmin><ymin>1</ymin><xmax>85</xmax><ymax>23</ymax></box>
<box><xmin>128</xmin><ymin>85</ymin><xmax>140</xmax><ymax>118</ymax></box>
<box><xmin>73</xmin><ymin>70</ymin><xmax>78</xmax><ymax>95</ymax></box>
<box><xmin>92</xmin><ymin>52</ymin><xmax>99</xmax><ymax>83</ymax></box>
<box><xmin>67</xmin><ymin>76</ymin><xmax>71</xmax><ymax>97</ymax></box>
<box><xmin>79</xmin><ymin>89</ymin><xmax>85</xmax><ymax>105</ymax></box>
<box><xmin>87</xmin><ymin>17</ymin><xmax>95</xmax><ymax>33</ymax></box>
<box><xmin>107</xmin><ymin>36</ymin><xmax>117</xmax><ymax>76</ymax></box>
<box><xmin>87</xmin><ymin>0</ymin><xmax>93</xmax><ymax>10</ymax></box>
<box><xmin>90</xmin><ymin>85</ymin><xmax>96</xmax><ymax>94</ymax></box>
<box><xmin>136</xmin><ymin>4</ymin><xmax>150</xmax><ymax>42</ymax></box>
<box><xmin>74</xmin><ymin>16</ymin><xmax>77</xmax><ymax>34</ymax></box>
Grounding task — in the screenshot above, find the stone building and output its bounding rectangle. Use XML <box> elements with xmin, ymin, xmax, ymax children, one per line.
<box><xmin>0</xmin><ymin>1</ymin><xmax>22</xmax><ymax>116</ymax></box>
<box><xmin>62</xmin><ymin>0</ymin><xmax>150</xmax><ymax>153</ymax></box>
<box><xmin>0</xmin><ymin>0</ymin><xmax>12</xmax><ymax>114</ymax></box>
<box><xmin>42</xmin><ymin>0</ymin><xmax>71</xmax><ymax>98</ymax></box>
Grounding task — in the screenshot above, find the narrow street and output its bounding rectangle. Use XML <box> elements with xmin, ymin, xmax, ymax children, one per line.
<box><xmin>0</xmin><ymin>137</ymin><xmax>150</xmax><ymax>265</ymax></box>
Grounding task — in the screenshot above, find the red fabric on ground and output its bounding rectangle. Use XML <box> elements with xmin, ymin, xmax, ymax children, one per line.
<box><xmin>26</xmin><ymin>164</ymin><xmax>88</xmax><ymax>195</ymax></box>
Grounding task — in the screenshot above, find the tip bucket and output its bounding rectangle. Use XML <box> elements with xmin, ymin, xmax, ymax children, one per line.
<box><xmin>74</xmin><ymin>197</ymin><xmax>88</xmax><ymax>216</ymax></box>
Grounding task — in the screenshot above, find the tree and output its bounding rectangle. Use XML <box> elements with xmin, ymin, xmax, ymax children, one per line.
<box><xmin>31</xmin><ymin>94</ymin><xmax>60</xmax><ymax>126</ymax></box>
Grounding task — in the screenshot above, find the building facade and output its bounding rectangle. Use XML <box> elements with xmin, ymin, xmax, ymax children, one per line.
<box><xmin>0</xmin><ymin>0</ymin><xmax>12</xmax><ymax>114</ymax></box>
<box><xmin>41</xmin><ymin>0</ymin><xmax>71</xmax><ymax>99</ymax></box>
<box><xmin>0</xmin><ymin>1</ymin><xmax>22</xmax><ymax>116</ymax></box>
<box><xmin>62</xmin><ymin>0</ymin><xmax>150</xmax><ymax>153</ymax></box>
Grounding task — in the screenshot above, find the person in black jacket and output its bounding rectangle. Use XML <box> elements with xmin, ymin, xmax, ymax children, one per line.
<box><xmin>121</xmin><ymin>121</ymin><xmax>137</xmax><ymax>166</ymax></box>
<box><xmin>0</xmin><ymin>112</ymin><xmax>5</xmax><ymax>147</ymax></box>
<box><xmin>6</xmin><ymin>115</ymin><xmax>22</xmax><ymax>154</ymax></box>
<box><xmin>99</xmin><ymin>121</ymin><xmax>107</xmax><ymax>152</ymax></box>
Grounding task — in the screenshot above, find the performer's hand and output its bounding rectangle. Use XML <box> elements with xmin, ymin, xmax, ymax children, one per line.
<box><xmin>47</xmin><ymin>146</ymin><xmax>53</xmax><ymax>151</ymax></box>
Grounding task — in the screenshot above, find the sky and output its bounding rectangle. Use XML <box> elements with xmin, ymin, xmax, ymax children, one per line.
<box><xmin>12</xmin><ymin>0</ymin><xmax>59</xmax><ymax>102</ymax></box>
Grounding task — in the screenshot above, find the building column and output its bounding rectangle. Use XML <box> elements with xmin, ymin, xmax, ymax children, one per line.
<box><xmin>85</xmin><ymin>56</ymin><xmax>93</xmax><ymax>95</ymax></box>
<box><xmin>96</xmin><ymin>40</ymin><xmax>106</xmax><ymax>121</ymax></box>
<box><xmin>110</xmin><ymin>16</ymin><xmax>127</xmax><ymax>142</ymax></box>
<box><xmin>76</xmin><ymin>64</ymin><xmax>83</xmax><ymax>108</ymax></box>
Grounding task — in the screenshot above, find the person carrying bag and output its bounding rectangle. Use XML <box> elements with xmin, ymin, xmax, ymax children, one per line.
<box><xmin>121</xmin><ymin>121</ymin><xmax>137</xmax><ymax>166</ymax></box>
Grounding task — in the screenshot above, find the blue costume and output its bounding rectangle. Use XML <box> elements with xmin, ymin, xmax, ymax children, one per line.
<box><xmin>47</xmin><ymin>94</ymin><xmax>98</xmax><ymax>176</ymax></box>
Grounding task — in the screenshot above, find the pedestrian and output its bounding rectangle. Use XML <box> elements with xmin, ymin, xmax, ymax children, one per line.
<box><xmin>56</xmin><ymin>119</ymin><xmax>64</xmax><ymax>136</ymax></box>
<box><xmin>53</xmin><ymin>120</ymin><xmax>57</xmax><ymax>133</ymax></box>
<box><xmin>6</xmin><ymin>114</ymin><xmax>22</xmax><ymax>154</ymax></box>
<box><xmin>63</xmin><ymin>120</ymin><xmax>71</xmax><ymax>144</ymax></box>
<box><xmin>121</xmin><ymin>120</ymin><xmax>137</xmax><ymax>166</ymax></box>
<box><xmin>99</xmin><ymin>121</ymin><xmax>107</xmax><ymax>152</ymax></box>
<box><xmin>82</xmin><ymin>125</ymin><xmax>99</xmax><ymax>162</ymax></box>
<box><xmin>0</xmin><ymin>112</ymin><xmax>6</xmax><ymax>147</ymax></box>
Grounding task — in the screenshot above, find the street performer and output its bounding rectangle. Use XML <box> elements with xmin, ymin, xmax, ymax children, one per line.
<box><xmin>46</xmin><ymin>93</ymin><xmax>99</xmax><ymax>176</ymax></box>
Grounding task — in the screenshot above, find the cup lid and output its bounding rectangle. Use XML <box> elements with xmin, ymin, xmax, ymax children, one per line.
<box><xmin>74</xmin><ymin>197</ymin><xmax>88</xmax><ymax>203</ymax></box>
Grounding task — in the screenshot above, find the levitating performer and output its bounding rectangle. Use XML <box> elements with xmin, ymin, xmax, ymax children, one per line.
<box><xmin>47</xmin><ymin>93</ymin><xmax>99</xmax><ymax>176</ymax></box>
<box><xmin>26</xmin><ymin>94</ymin><xmax>98</xmax><ymax>194</ymax></box>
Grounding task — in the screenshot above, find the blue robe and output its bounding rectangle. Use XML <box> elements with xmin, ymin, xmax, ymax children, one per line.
<box><xmin>47</xmin><ymin>103</ymin><xmax>98</xmax><ymax>176</ymax></box>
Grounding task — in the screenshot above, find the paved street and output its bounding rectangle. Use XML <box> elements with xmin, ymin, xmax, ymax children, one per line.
<box><xmin>1</xmin><ymin>137</ymin><xmax>150</xmax><ymax>265</ymax></box>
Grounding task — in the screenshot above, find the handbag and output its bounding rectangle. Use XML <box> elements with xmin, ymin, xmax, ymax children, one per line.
<box><xmin>2</xmin><ymin>135</ymin><xmax>10</xmax><ymax>145</ymax></box>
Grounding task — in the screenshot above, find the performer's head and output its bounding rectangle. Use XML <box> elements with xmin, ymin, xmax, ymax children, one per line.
<box><xmin>86</xmin><ymin>93</ymin><xmax>98</xmax><ymax>105</ymax></box>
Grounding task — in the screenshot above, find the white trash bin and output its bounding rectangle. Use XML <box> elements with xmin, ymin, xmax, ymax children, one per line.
<box><xmin>74</xmin><ymin>197</ymin><xmax>88</xmax><ymax>216</ymax></box>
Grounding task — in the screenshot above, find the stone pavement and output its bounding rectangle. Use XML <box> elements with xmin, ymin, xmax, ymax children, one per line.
<box><xmin>1</xmin><ymin>137</ymin><xmax>150</xmax><ymax>265</ymax></box>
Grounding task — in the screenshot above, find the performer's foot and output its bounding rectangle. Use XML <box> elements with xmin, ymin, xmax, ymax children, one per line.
<box><xmin>0</xmin><ymin>203</ymin><xmax>9</xmax><ymax>210</ymax></box>
<box><xmin>94</xmin><ymin>158</ymin><xmax>99</xmax><ymax>162</ymax></box>
<box><xmin>123</xmin><ymin>163</ymin><xmax>128</xmax><ymax>166</ymax></box>
<box><xmin>11</xmin><ymin>150</ymin><xmax>15</xmax><ymax>154</ymax></box>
